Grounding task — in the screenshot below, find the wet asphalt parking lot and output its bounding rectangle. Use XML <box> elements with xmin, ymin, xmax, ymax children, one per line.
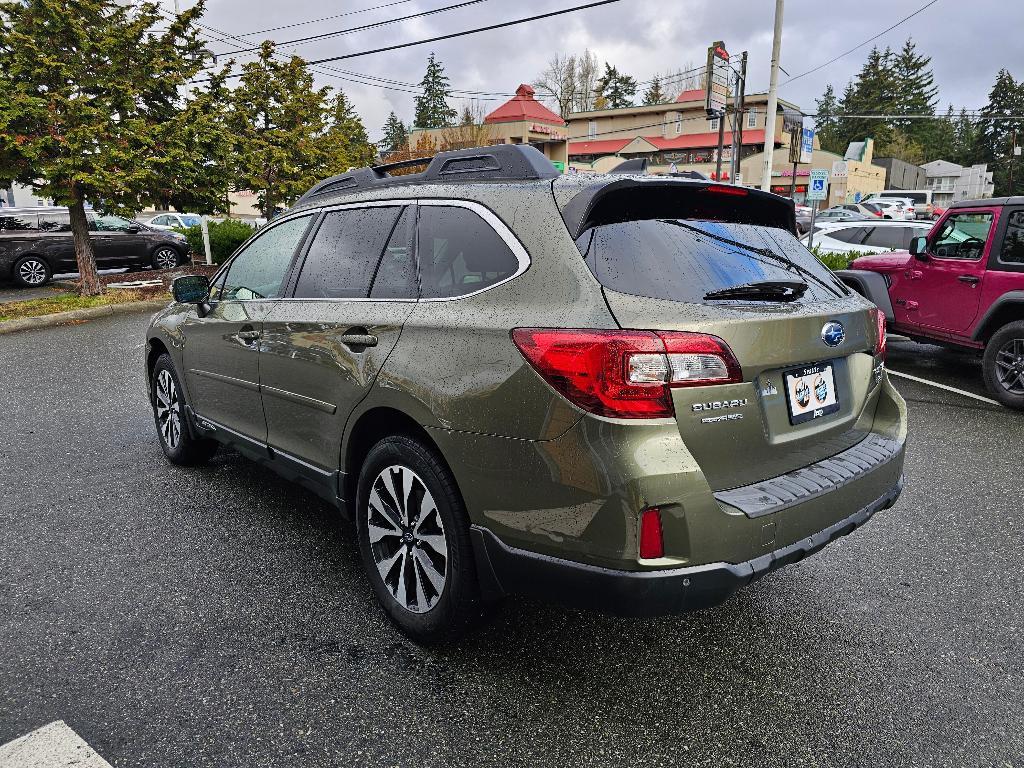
<box><xmin>0</xmin><ymin>312</ymin><xmax>1021</xmax><ymax>767</ymax></box>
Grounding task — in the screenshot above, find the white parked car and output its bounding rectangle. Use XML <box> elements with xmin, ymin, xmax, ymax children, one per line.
<box><xmin>144</xmin><ymin>212</ymin><xmax>203</xmax><ymax>230</ymax></box>
<box><xmin>803</xmin><ymin>220</ymin><xmax>933</xmax><ymax>255</ymax></box>
<box><xmin>868</xmin><ymin>197</ymin><xmax>916</xmax><ymax>220</ymax></box>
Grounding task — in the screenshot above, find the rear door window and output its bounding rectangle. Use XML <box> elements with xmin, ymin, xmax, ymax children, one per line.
<box><xmin>369</xmin><ymin>206</ymin><xmax>418</xmax><ymax>299</ymax></box>
<box><xmin>862</xmin><ymin>226</ymin><xmax>912</xmax><ymax>250</ymax></box>
<box><xmin>1000</xmin><ymin>210</ymin><xmax>1024</xmax><ymax>265</ymax></box>
<box><xmin>416</xmin><ymin>206</ymin><xmax>521</xmax><ymax>298</ymax></box>
<box><xmin>0</xmin><ymin>214</ymin><xmax>37</xmax><ymax>231</ymax></box>
<box><xmin>575</xmin><ymin>219</ymin><xmax>846</xmax><ymax>304</ymax></box>
<box><xmin>826</xmin><ymin>226</ymin><xmax>870</xmax><ymax>244</ymax></box>
<box><xmin>293</xmin><ymin>206</ymin><xmax>403</xmax><ymax>299</ymax></box>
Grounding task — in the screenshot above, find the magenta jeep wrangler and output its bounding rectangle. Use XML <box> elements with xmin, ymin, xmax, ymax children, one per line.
<box><xmin>837</xmin><ymin>196</ymin><xmax>1024</xmax><ymax>409</ymax></box>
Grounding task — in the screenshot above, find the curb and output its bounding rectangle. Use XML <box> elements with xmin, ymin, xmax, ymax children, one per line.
<box><xmin>0</xmin><ymin>298</ymin><xmax>169</xmax><ymax>335</ymax></box>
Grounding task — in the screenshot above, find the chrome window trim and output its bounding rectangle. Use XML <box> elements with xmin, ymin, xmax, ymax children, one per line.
<box><xmin>277</xmin><ymin>198</ymin><xmax>531</xmax><ymax>304</ymax></box>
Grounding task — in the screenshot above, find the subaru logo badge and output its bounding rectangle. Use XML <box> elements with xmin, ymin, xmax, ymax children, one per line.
<box><xmin>821</xmin><ymin>322</ymin><xmax>845</xmax><ymax>347</ymax></box>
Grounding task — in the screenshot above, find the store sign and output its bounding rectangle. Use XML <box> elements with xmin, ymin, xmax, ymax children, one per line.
<box><xmin>831</xmin><ymin>160</ymin><xmax>849</xmax><ymax>179</ymax></box>
<box><xmin>705</xmin><ymin>41</ymin><xmax>730</xmax><ymax>117</ymax></box>
<box><xmin>529</xmin><ymin>123</ymin><xmax>566</xmax><ymax>140</ymax></box>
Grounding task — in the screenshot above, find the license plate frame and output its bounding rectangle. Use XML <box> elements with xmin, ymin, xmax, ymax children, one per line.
<box><xmin>783</xmin><ymin>361</ymin><xmax>840</xmax><ymax>425</ymax></box>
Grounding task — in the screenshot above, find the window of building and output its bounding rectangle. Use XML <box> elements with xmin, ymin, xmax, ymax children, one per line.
<box><xmin>588</xmin><ymin>120</ymin><xmax>597</xmax><ymax>138</ymax></box>
<box><xmin>675</xmin><ymin>113</ymin><xmax>682</xmax><ymax>134</ymax></box>
<box><xmin>221</xmin><ymin>215</ymin><xmax>312</xmax><ymax>301</ymax></box>
<box><xmin>709</xmin><ymin>117</ymin><xmax>720</xmax><ymax>131</ymax></box>
<box><xmin>294</xmin><ymin>207</ymin><xmax>403</xmax><ymax>299</ymax></box>
<box><xmin>416</xmin><ymin>206</ymin><xmax>520</xmax><ymax>299</ymax></box>
<box><xmin>746</xmin><ymin>110</ymin><xmax>757</xmax><ymax>128</ymax></box>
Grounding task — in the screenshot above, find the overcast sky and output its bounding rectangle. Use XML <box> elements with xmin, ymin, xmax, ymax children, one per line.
<box><xmin>181</xmin><ymin>0</ymin><xmax>1023</xmax><ymax>140</ymax></box>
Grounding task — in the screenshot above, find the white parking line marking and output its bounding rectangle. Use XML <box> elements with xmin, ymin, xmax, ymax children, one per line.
<box><xmin>0</xmin><ymin>721</ymin><xmax>112</xmax><ymax>768</ymax></box>
<box><xmin>888</xmin><ymin>369</ymin><xmax>1002</xmax><ymax>407</ymax></box>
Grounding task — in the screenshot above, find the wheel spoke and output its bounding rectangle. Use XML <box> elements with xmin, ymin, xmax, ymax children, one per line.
<box><xmin>375</xmin><ymin>547</ymin><xmax>404</xmax><ymax>588</ymax></box>
<box><xmin>369</xmin><ymin>487</ymin><xmax>402</xmax><ymax>531</ymax></box>
<box><xmin>414</xmin><ymin>548</ymin><xmax>446</xmax><ymax>594</ymax></box>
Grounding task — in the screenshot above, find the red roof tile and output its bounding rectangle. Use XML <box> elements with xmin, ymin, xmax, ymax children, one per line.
<box><xmin>567</xmin><ymin>138</ymin><xmax>633</xmax><ymax>155</ymax></box>
<box><xmin>484</xmin><ymin>84</ymin><xmax>565</xmax><ymax>125</ymax></box>
<box><xmin>674</xmin><ymin>88</ymin><xmax>706</xmax><ymax>103</ymax></box>
<box><xmin>645</xmin><ymin>129</ymin><xmax>767</xmax><ymax>150</ymax></box>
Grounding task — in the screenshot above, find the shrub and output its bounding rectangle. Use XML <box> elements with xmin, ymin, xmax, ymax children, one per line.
<box><xmin>808</xmin><ymin>245</ymin><xmax>892</xmax><ymax>272</ymax></box>
<box><xmin>175</xmin><ymin>218</ymin><xmax>258</xmax><ymax>265</ymax></box>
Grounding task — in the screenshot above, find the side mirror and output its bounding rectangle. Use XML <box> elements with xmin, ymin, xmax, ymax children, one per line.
<box><xmin>910</xmin><ymin>236</ymin><xmax>929</xmax><ymax>261</ymax></box>
<box><xmin>172</xmin><ymin>274</ymin><xmax>210</xmax><ymax>305</ymax></box>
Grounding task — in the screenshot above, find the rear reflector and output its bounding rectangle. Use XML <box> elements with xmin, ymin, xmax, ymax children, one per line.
<box><xmin>873</xmin><ymin>308</ymin><xmax>887</xmax><ymax>359</ymax></box>
<box><xmin>639</xmin><ymin>508</ymin><xmax>664</xmax><ymax>559</ymax></box>
<box><xmin>511</xmin><ymin>328</ymin><xmax>742</xmax><ymax>419</ymax></box>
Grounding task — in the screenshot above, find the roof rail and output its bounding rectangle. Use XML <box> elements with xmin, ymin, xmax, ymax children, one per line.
<box><xmin>296</xmin><ymin>144</ymin><xmax>559</xmax><ymax>205</ymax></box>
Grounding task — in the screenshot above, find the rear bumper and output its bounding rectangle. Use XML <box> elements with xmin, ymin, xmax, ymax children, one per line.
<box><xmin>471</xmin><ymin>475</ymin><xmax>903</xmax><ymax>616</ymax></box>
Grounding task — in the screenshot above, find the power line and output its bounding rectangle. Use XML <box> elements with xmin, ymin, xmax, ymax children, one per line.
<box><xmin>781</xmin><ymin>0</ymin><xmax>942</xmax><ymax>86</ymax></box>
<box><xmin>235</xmin><ymin>0</ymin><xmax>417</xmax><ymax>37</ymax></box>
<box><xmin>192</xmin><ymin>0</ymin><xmax>626</xmax><ymax>82</ymax></box>
<box><xmin>213</xmin><ymin>0</ymin><xmax>492</xmax><ymax>58</ymax></box>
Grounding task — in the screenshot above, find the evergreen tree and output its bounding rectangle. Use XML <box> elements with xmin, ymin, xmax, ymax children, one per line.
<box><xmin>414</xmin><ymin>53</ymin><xmax>457</xmax><ymax>128</ymax></box>
<box><xmin>976</xmin><ymin>69</ymin><xmax>1024</xmax><ymax>195</ymax></box>
<box><xmin>380</xmin><ymin>112</ymin><xmax>410</xmax><ymax>155</ymax></box>
<box><xmin>642</xmin><ymin>76</ymin><xmax>665</xmax><ymax>106</ymax></box>
<box><xmin>836</xmin><ymin>46</ymin><xmax>898</xmax><ymax>153</ymax></box>
<box><xmin>891</xmin><ymin>38</ymin><xmax>938</xmax><ymax>149</ymax></box>
<box><xmin>953</xmin><ymin>108</ymin><xmax>981</xmax><ymax>166</ymax></box>
<box><xmin>229</xmin><ymin>42</ymin><xmax>331</xmax><ymax>217</ymax></box>
<box><xmin>814</xmin><ymin>84</ymin><xmax>844</xmax><ymax>153</ymax></box>
<box><xmin>321</xmin><ymin>90</ymin><xmax>375</xmax><ymax>173</ymax></box>
<box><xmin>0</xmin><ymin>0</ymin><xmax>213</xmax><ymax>295</ymax></box>
<box><xmin>926</xmin><ymin>105</ymin><xmax>957</xmax><ymax>162</ymax></box>
<box><xmin>594</xmin><ymin>63</ymin><xmax>638</xmax><ymax>109</ymax></box>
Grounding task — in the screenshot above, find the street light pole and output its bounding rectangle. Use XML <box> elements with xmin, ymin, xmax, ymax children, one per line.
<box><xmin>760</xmin><ymin>0</ymin><xmax>785</xmax><ymax>192</ymax></box>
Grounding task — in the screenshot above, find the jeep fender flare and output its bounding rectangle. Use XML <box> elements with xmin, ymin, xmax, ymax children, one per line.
<box><xmin>834</xmin><ymin>269</ymin><xmax>895</xmax><ymax>323</ymax></box>
<box><xmin>971</xmin><ymin>290</ymin><xmax>1024</xmax><ymax>342</ymax></box>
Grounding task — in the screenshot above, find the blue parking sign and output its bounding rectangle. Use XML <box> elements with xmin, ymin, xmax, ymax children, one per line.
<box><xmin>807</xmin><ymin>169</ymin><xmax>829</xmax><ymax>201</ymax></box>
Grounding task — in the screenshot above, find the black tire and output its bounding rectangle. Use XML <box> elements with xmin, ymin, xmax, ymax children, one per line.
<box><xmin>12</xmin><ymin>255</ymin><xmax>52</xmax><ymax>287</ymax></box>
<box><xmin>151</xmin><ymin>354</ymin><xmax>219</xmax><ymax>465</ymax></box>
<box><xmin>152</xmin><ymin>246</ymin><xmax>181</xmax><ymax>271</ymax></box>
<box><xmin>982</xmin><ymin>321</ymin><xmax>1024</xmax><ymax>410</ymax></box>
<box><xmin>355</xmin><ymin>435</ymin><xmax>481</xmax><ymax>644</ymax></box>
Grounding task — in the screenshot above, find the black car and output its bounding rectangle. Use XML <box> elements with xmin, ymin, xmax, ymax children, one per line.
<box><xmin>0</xmin><ymin>206</ymin><xmax>189</xmax><ymax>287</ymax></box>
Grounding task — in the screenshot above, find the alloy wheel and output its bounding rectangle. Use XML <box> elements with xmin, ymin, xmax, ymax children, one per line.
<box><xmin>994</xmin><ymin>338</ymin><xmax>1024</xmax><ymax>395</ymax></box>
<box><xmin>154</xmin><ymin>248</ymin><xmax>178</xmax><ymax>270</ymax></box>
<box><xmin>366</xmin><ymin>464</ymin><xmax>448</xmax><ymax>614</ymax></box>
<box><xmin>18</xmin><ymin>258</ymin><xmax>47</xmax><ymax>285</ymax></box>
<box><xmin>155</xmin><ymin>369</ymin><xmax>182</xmax><ymax>449</ymax></box>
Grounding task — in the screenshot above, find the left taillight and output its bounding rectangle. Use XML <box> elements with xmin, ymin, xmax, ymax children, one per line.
<box><xmin>511</xmin><ymin>328</ymin><xmax>742</xmax><ymax>419</ymax></box>
<box><xmin>873</xmin><ymin>308</ymin><xmax>887</xmax><ymax>358</ymax></box>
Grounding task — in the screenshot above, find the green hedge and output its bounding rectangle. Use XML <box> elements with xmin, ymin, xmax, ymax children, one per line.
<box><xmin>175</xmin><ymin>218</ymin><xmax>258</xmax><ymax>265</ymax></box>
<box><xmin>809</xmin><ymin>245</ymin><xmax>891</xmax><ymax>272</ymax></box>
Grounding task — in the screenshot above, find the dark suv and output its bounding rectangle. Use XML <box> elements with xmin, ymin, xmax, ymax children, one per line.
<box><xmin>146</xmin><ymin>145</ymin><xmax>906</xmax><ymax>644</ymax></box>
<box><xmin>0</xmin><ymin>206</ymin><xmax>188</xmax><ymax>287</ymax></box>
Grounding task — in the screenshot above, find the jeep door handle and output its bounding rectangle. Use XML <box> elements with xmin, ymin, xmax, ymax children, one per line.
<box><xmin>958</xmin><ymin>275</ymin><xmax>980</xmax><ymax>285</ymax></box>
<box><xmin>905</xmin><ymin>269</ymin><xmax>924</xmax><ymax>279</ymax></box>
<box><xmin>338</xmin><ymin>333</ymin><xmax>378</xmax><ymax>348</ymax></box>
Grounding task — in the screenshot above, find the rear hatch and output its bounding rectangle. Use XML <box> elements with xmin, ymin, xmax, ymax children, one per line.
<box><xmin>564</xmin><ymin>180</ymin><xmax>883</xmax><ymax>490</ymax></box>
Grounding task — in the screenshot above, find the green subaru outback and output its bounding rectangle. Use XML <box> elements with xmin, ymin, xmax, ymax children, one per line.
<box><xmin>145</xmin><ymin>145</ymin><xmax>906</xmax><ymax>643</ymax></box>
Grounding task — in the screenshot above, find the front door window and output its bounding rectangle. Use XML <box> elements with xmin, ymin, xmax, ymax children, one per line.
<box><xmin>931</xmin><ymin>212</ymin><xmax>994</xmax><ymax>260</ymax></box>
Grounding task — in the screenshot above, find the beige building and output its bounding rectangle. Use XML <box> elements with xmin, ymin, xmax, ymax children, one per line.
<box><xmin>826</xmin><ymin>139</ymin><xmax>885</xmax><ymax>207</ymax></box>
<box><xmin>409</xmin><ymin>84</ymin><xmax>568</xmax><ymax>167</ymax></box>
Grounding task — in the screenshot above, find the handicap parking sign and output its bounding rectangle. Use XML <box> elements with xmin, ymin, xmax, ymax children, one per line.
<box><xmin>807</xmin><ymin>169</ymin><xmax>829</xmax><ymax>201</ymax></box>
<box><xmin>811</xmin><ymin>178</ymin><xmax>825</xmax><ymax>193</ymax></box>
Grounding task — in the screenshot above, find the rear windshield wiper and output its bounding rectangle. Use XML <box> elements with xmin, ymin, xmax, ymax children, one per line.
<box><xmin>704</xmin><ymin>280</ymin><xmax>808</xmax><ymax>302</ymax></box>
<box><xmin>661</xmin><ymin>219</ymin><xmax>847</xmax><ymax>298</ymax></box>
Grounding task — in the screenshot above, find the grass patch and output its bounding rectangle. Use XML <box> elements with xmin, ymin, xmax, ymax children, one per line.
<box><xmin>0</xmin><ymin>289</ymin><xmax>147</xmax><ymax>323</ymax></box>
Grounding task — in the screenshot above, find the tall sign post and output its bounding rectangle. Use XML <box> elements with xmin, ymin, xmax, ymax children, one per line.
<box><xmin>706</xmin><ymin>41</ymin><xmax>730</xmax><ymax>182</ymax></box>
<box><xmin>806</xmin><ymin>168</ymin><xmax>829</xmax><ymax>250</ymax></box>
<box><xmin>784</xmin><ymin>110</ymin><xmax>803</xmax><ymax>199</ymax></box>
<box><xmin>730</xmin><ymin>51</ymin><xmax>748</xmax><ymax>186</ymax></box>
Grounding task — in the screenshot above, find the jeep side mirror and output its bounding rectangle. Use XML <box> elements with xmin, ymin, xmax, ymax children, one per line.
<box><xmin>910</xmin><ymin>236</ymin><xmax>929</xmax><ymax>261</ymax></box>
<box><xmin>172</xmin><ymin>274</ymin><xmax>210</xmax><ymax>305</ymax></box>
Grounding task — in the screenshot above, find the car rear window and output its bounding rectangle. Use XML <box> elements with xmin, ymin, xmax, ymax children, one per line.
<box><xmin>575</xmin><ymin>219</ymin><xmax>846</xmax><ymax>304</ymax></box>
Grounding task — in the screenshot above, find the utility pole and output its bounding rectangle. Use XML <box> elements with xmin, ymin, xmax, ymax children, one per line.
<box><xmin>715</xmin><ymin>115</ymin><xmax>726</xmax><ymax>181</ymax></box>
<box><xmin>1010</xmin><ymin>128</ymin><xmax>1018</xmax><ymax>196</ymax></box>
<box><xmin>760</xmin><ymin>0</ymin><xmax>784</xmax><ymax>192</ymax></box>
<box><xmin>731</xmin><ymin>52</ymin><xmax>747</xmax><ymax>184</ymax></box>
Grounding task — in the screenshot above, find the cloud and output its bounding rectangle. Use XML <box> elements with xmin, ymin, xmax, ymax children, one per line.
<box><xmin>190</xmin><ymin>0</ymin><xmax>1021</xmax><ymax>139</ymax></box>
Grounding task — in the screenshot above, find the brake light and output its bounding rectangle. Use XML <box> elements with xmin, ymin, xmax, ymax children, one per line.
<box><xmin>639</xmin><ymin>508</ymin><xmax>664</xmax><ymax>559</ymax></box>
<box><xmin>873</xmin><ymin>308</ymin><xmax>887</xmax><ymax>358</ymax></box>
<box><xmin>511</xmin><ymin>329</ymin><xmax>742</xmax><ymax>419</ymax></box>
<box><xmin>704</xmin><ymin>184</ymin><xmax>748</xmax><ymax>196</ymax></box>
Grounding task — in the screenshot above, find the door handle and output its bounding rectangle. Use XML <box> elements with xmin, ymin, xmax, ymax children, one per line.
<box><xmin>338</xmin><ymin>333</ymin><xmax>378</xmax><ymax>348</ymax></box>
<box><xmin>905</xmin><ymin>269</ymin><xmax>924</xmax><ymax>279</ymax></box>
<box><xmin>958</xmin><ymin>275</ymin><xmax>980</xmax><ymax>285</ymax></box>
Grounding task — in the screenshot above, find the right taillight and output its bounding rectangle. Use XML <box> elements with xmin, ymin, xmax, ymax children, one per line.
<box><xmin>873</xmin><ymin>308</ymin><xmax>887</xmax><ymax>358</ymax></box>
<box><xmin>511</xmin><ymin>328</ymin><xmax>742</xmax><ymax>419</ymax></box>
